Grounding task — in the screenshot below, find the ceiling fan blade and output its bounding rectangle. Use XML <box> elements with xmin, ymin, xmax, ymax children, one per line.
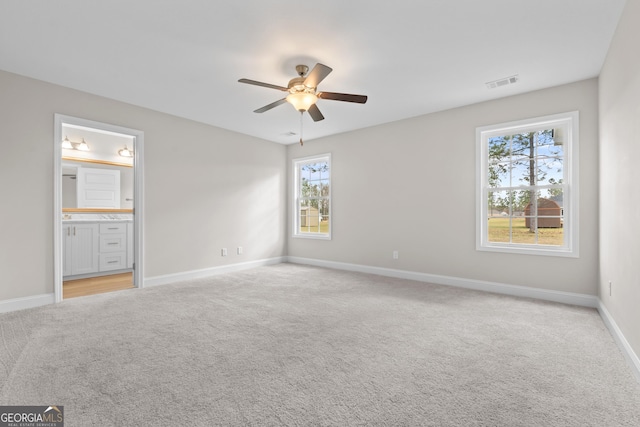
<box><xmin>318</xmin><ymin>92</ymin><xmax>368</xmax><ymax>104</ymax></box>
<box><xmin>304</xmin><ymin>63</ymin><xmax>333</xmax><ymax>88</ymax></box>
<box><xmin>239</xmin><ymin>78</ymin><xmax>288</xmax><ymax>91</ymax></box>
<box><xmin>254</xmin><ymin>98</ymin><xmax>287</xmax><ymax>113</ymax></box>
<box><xmin>307</xmin><ymin>104</ymin><xmax>325</xmax><ymax>122</ymax></box>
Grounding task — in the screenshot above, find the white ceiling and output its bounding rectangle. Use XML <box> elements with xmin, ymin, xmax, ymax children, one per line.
<box><xmin>0</xmin><ymin>0</ymin><xmax>627</xmax><ymax>145</ymax></box>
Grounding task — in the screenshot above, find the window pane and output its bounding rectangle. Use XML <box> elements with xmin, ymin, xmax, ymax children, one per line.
<box><xmin>320</xmin><ymin>212</ymin><xmax>330</xmax><ymax>234</ymax></box>
<box><xmin>511</xmin><ymin>160</ymin><xmax>532</xmax><ymax>186</ymax></box>
<box><xmin>320</xmin><ymin>179</ymin><xmax>330</xmax><ymax>196</ymax></box>
<box><xmin>521</xmin><ymin>193</ymin><xmax>564</xmax><ymax>246</ymax></box>
<box><xmin>488</xmin><ymin>216</ymin><xmax>512</xmax><ymax>243</ymax></box>
<box><xmin>537</xmin><ymin>227</ymin><xmax>563</xmax><ymax>245</ymax></box>
<box><xmin>303</xmin><ymin>181</ymin><xmax>320</xmax><ymax>197</ymax></box>
<box><xmin>321</xmin><ymin>162</ymin><xmax>330</xmax><ymax>178</ymax></box>
<box><xmin>539</xmin><ymin>188</ymin><xmax>563</xmax><ymax>207</ymax></box>
<box><xmin>488</xmin><ymin>162</ymin><xmax>509</xmax><ymax>188</ymax></box>
<box><xmin>299</xmin><ymin>203</ymin><xmax>320</xmax><ymax>232</ymax></box>
<box><xmin>537</xmin><ymin>156</ymin><xmax>563</xmax><ymax>184</ymax></box>
<box><xmin>534</xmin><ymin>130</ymin><xmax>555</xmax><ymax>151</ymax></box>
<box><xmin>307</xmin><ymin>162</ymin><xmax>327</xmax><ymax>181</ymax></box>
<box><xmin>487</xmin><ymin>190</ymin><xmax>511</xmax><ymax>217</ymax></box>
<box><xmin>488</xmin><ymin>136</ymin><xmax>509</xmax><ymax>161</ymax></box>
<box><xmin>536</xmin><ymin>141</ymin><xmax>563</xmax><ymax>159</ymax></box>
<box><xmin>300</xmin><ymin>165</ymin><xmax>311</xmax><ymax>181</ymax></box>
<box><xmin>319</xmin><ymin>199</ymin><xmax>329</xmax><ymax>218</ymax></box>
<box><xmin>511</xmin><ymin>217</ymin><xmax>536</xmax><ymax>244</ymax></box>
<box><xmin>509</xmin><ymin>133</ymin><xmax>534</xmax><ymax>163</ymax></box>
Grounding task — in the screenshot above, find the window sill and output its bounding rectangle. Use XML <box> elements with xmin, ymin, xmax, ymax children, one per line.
<box><xmin>477</xmin><ymin>243</ymin><xmax>578</xmax><ymax>258</ymax></box>
<box><xmin>293</xmin><ymin>233</ymin><xmax>332</xmax><ymax>240</ymax></box>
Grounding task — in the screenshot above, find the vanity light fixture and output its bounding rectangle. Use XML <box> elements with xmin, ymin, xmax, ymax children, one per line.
<box><xmin>118</xmin><ymin>145</ymin><xmax>133</xmax><ymax>157</ymax></box>
<box><xmin>77</xmin><ymin>138</ymin><xmax>90</xmax><ymax>151</ymax></box>
<box><xmin>62</xmin><ymin>136</ymin><xmax>90</xmax><ymax>151</ymax></box>
<box><xmin>61</xmin><ymin>136</ymin><xmax>73</xmax><ymax>149</ymax></box>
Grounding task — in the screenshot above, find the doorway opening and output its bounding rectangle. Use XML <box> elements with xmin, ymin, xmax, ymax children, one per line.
<box><xmin>54</xmin><ymin>115</ymin><xmax>144</xmax><ymax>302</ymax></box>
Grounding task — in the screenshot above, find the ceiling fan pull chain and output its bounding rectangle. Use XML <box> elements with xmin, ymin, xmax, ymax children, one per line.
<box><xmin>299</xmin><ymin>111</ymin><xmax>304</xmax><ymax>146</ymax></box>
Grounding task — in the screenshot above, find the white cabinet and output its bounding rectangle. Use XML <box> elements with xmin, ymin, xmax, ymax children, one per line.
<box><xmin>63</xmin><ymin>220</ymin><xmax>132</xmax><ymax>278</ymax></box>
<box><xmin>63</xmin><ymin>223</ymin><xmax>99</xmax><ymax>276</ymax></box>
<box><xmin>62</xmin><ymin>225</ymin><xmax>72</xmax><ymax>277</ymax></box>
<box><xmin>127</xmin><ymin>222</ymin><xmax>134</xmax><ymax>269</ymax></box>
<box><xmin>98</xmin><ymin>222</ymin><xmax>127</xmax><ymax>272</ymax></box>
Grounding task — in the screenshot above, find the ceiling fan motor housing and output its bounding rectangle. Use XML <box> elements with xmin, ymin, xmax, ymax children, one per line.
<box><xmin>289</xmin><ymin>65</ymin><xmax>315</xmax><ymax>94</ymax></box>
<box><xmin>288</xmin><ymin>76</ymin><xmax>310</xmax><ymax>93</ymax></box>
<box><xmin>295</xmin><ymin>64</ymin><xmax>309</xmax><ymax>77</ymax></box>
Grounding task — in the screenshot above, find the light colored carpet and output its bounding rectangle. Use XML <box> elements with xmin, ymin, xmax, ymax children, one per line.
<box><xmin>1</xmin><ymin>263</ymin><xmax>639</xmax><ymax>426</ymax></box>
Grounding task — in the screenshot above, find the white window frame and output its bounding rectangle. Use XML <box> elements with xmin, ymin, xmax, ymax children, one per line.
<box><xmin>293</xmin><ymin>153</ymin><xmax>332</xmax><ymax>240</ymax></box>
<box><xmin>476</xmin><ymin>111</ymin><xmax>579</xmax><ymax>257</ymax></box>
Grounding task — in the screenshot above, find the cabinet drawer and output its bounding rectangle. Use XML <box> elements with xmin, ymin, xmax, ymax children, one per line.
<box><xmin>100</xmin><ymin>252</ymin><xmax>127</xmax><ymax>271</ymax></box>
<box><xmin>99</xmin><ymin>223</ymin><xmax>127</xmax><ymax>234</ymax></box>
<box><xmin>100</xmin><ymin>234</ymin><xmax>126</xmax><ymax>252</ymax></box>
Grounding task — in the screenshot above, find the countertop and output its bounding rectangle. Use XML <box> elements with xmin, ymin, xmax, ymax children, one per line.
<box><xmin>62</xmin><ymin>213</ymin><xmax>133</xmax><ymax>222</ymax></box>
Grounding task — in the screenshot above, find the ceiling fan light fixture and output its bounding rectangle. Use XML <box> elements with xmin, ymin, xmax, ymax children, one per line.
<box><xmin>286</xmin><ymin>92</ymin><xmax>317</xmax><ymax>112</ymax></box>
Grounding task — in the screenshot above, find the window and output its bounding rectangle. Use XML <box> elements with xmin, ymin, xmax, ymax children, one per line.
<box><xmin>293</xmin><ymin>154</ymin><xmax>331</xmax><ymax>239</ymax></box>
<box><xmin>476</xmin><ymin>111</ymin><xmax>578</xmax><ymax>257</ymax></box>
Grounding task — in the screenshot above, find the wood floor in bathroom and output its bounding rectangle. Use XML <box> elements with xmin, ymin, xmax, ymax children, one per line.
<box><xmin>63</xmin><ymin>272</ymin><xmax>134</xmax><ymax>299</ymax></box>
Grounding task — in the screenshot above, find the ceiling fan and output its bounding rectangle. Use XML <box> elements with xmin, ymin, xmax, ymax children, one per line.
<box><xmin>238</xmin><ymin>63</ymin><xmax>368</xmax><ymax>122</ymax></box>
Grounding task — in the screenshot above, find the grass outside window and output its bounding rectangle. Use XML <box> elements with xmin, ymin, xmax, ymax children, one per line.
<box><xmin>488</xmin><ymin>217</ymin><xmax>563</xmax><ymax>245</ymax></box>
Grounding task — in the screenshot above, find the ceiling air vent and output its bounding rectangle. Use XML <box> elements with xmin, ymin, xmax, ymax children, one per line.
<box><xmin>486</xmin><ymin>74</ymin><xmax>519</xmax><ymax>89</ymax></box>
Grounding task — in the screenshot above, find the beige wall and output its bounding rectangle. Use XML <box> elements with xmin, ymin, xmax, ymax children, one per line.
<box><xmin>288</xmin><ymin>79</ymin><xmax>599</xmax><ymax>295</ymax></box>
<box><xmin>599</xmin><ymin>0</ymin><xmax>640</xmax><ymax>361</ymax></box>
<box><xmin>0</xmin><ymin>70</ymin><xmax>287</xmax><ymax>301</ymax></box>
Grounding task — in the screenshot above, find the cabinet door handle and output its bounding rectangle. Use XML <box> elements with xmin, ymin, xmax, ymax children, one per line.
<box><xmin>67</xmin><ymin>227</ymin><xmax>70</xmax><ymax>236</ymax></box>
<box><xmin>107</xmin><ymin>260</ymin><xmax>118</xmax><ymax>264</ymax></box>
<box><xmin>107</xmin><ymin>242</ymin><xmax>118</xmax><ymax>245</ymax></box>
<box><xmin>73</xmin><ymin>227</ymin><xmax>76</xmax><ymax>236</ymax></box>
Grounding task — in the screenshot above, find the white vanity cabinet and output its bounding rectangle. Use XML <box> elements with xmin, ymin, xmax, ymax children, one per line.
<box><xmin>98</xmin><ymin>222</ymin><xmax>127</xmax><ymax>272</ymax></box>
<box><xmin>63</xmin><ymin>220</ymin><xmax>133</xmax><ymax>278</ymax></box>
<box><xmin>127</xmin><ymin>222</ymin><xmax>134</xmax><ymax>269</ymax></box>
<box><xmin>63</xmin><ymin>223</ymin><xmax>99</xmax><ymax>276</ymax></box>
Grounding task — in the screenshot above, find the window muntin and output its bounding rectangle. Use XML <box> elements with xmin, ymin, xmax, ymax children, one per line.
<box><xmin>293</xmin><ymin>154</ymin><xmax>331</xmax><ymax>239</ymax></box>
<box><xmin>477</xmin><ymin>112</ymin><xmax>578</xmax><ymax>257</ymax></box>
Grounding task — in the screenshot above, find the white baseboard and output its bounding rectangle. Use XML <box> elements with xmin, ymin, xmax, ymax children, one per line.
<box><xmin>0</xmin><ymin>293</ymin><xmax>55</xmax><ymax>314</ymax></box>
<box><xmin>144</xmin><ymin>256</ymin><xmax>286</xmax><ymax>287</ymax></box>
<box><xmin>286</xmin><ymin>256</ymin><xmax>599</xmax><ymax>308</ymax></box>
<box><xmin>597</xmin><ymin>301</ymin><xmax>640</xmax><ymax>383</ymax></box>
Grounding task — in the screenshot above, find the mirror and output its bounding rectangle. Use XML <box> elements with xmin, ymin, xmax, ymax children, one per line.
<box><xmin>61</xmin><ymin>125</ymin><xmax>134</xmax><ymax>213</ymax></box>
<box><xmin>62</xmin><ymin>158</ymin><xmax>133</xmax><ymax>211</ymax></box>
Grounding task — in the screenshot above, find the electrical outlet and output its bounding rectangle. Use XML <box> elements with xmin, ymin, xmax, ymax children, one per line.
<box><xmin>393</xmin><ymin>250</ymin><xmax>399</xmax><ymax>259</ymax></box>
<box><xmin>237</xmin><ymin>247</ymin><xmax>243</xmax><ymax>255</ymax></box>
<box><xmin>221</xmin><ymin>248</ymin><xmax>228</xmax><ymax>257</ymax></box>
